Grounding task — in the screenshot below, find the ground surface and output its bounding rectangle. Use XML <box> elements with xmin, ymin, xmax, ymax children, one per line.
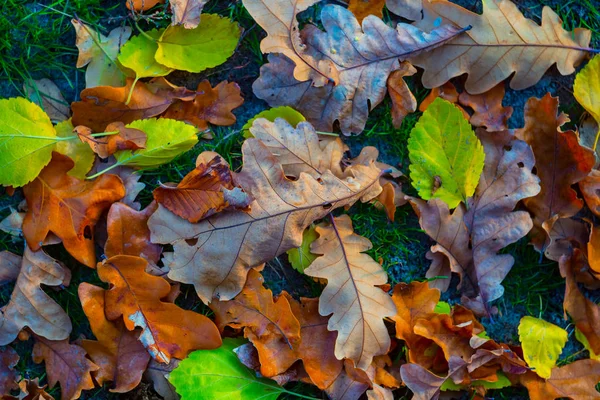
<box><xmin>1</xmin><ymin>0</ymin><xmax>599</xmax><ymax>399</ymax></box>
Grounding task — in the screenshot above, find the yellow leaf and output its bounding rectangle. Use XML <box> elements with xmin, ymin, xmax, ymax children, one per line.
<box><xmin>574</xmin><ymin>55</ymin><xmax>600</xmax><ymax>151</ymax></box>
<box><xmin>518</xmin><ymin>316</ymin><xmax>568</xmax><ymax>379</ymax></box>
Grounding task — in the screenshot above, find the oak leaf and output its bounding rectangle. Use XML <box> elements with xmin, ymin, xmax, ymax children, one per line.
<box><xmin>144</xmin><ymin>359</ymin><xmax>179</xmax><ymax>400</ymax></box>
<box><xmin>386</xmin><ymin>0</ymin><xmax>422</xmax><ymax>20</ymax></box>
<box><xmin>97</xmin><ymin>255</ymin><xmax>222</xmax><ymax>363</ymax></box>
<box><xmin>170</xmin><ymin>0</ymin><xmax>207</xmax><ymax>29</ymax></box>
<box><xmin>0</xmin><ymin>347</ymin><xmax>19</xmax><ymax>396</ymax></box>
<box><xmin>305</xmin><ymin>214</ymin><xmax>396</xmax><ymax>370</ymax></box>
<box><xmin>411</xmin><ymin>0</ymin><xmax>593</xmax><ymax>94</ymax></box>
<box><xmin>22</xmin><ymin>153</ymin><xmax>125</xmax><ymax>267</ymax></box>
<box><xmin>591</xmin><ymin>226</ymin><xmax>600</xmax><ymax>276</ymax></box>
<box><xmin>518</xmin><ymin>316</ymin><xmax>567</xmax><ymax>379</ymax></box>
<box><xmin>581</xmin><ymin>169</ymin><xmax>600</xmax><ymax>217</ymax></box>
<box><xmin>0</xmin><ymin>251</ymin><xmax>22</xmax><ymax>285</ymax></box>
<box><xmin>0</xmin><ymin>247</ymin><xmax>72</xmax><ymax>345</ymax></box>
<box><xmin>32</xmin><ymin>335</ymin><xmax>98</xmax><ymax>400</ymax></box>
<box><xmin>515</xmin><ymin>94</ymin><xmax>595</xmax><ymax>251</ymax></box>
<box><xmin>79</xmin><ymin>283</ymin><xmax>150</xmax><ymax>392</ymax></box>
<box><xmin>23</xmin><ymin>79</ymin><xmax>69</xmax><ymax>123</ymax></box>
<box><xmin>13</xmin><ymin>378</ymin><xmax>54</xmax><ymax>400</ymax></box>
<box><xmin>78</xmin><ymin>122</ymin><xmax>146</xmax><ymax>159</ymax></box>
<box><xmin>148</xmin><ymin>136</ymin><xmax>383</xmax><ymax>303</ymax></box>
<box><xmin>388</xmin><ymin>62</ymin><xmax>418</xmax><ymax>128</ymax></box>
<box><xmin>419</xmin><ymin>82</ymin><xmax>461</xmax><ymax>112</ymax></box>
<box><xmin>348</xmin><ymin>0</ymin><xmax>386</xmax><ymax>22</ymax></box>
<box><xmin>458</xmin><ymin>84</ymin><xmax>513</xmax><ymax>132</ymax></box>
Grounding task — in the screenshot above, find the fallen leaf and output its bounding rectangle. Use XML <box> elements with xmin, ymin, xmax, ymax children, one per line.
<box><xmin>574</xmin><ymin>55</ymin><xmax>600</xmax><ymax>152</ymax></box>
<box><xmin>125</xmin><ymin>0</ymin><xmax>164</xmax><ymax>11</ymax></box>
<box><xmin>79</xmin><ymin>283</ymin><xmax>150</xmax><ymax>392</ymax></box>
<box><xmin>348</xmin><ymin>0</ymin><xmax>386</xmax><ymax>22</ymax></box>
<box><xmin>388</xmin><ymin>62</ymin><xmax>418</xmax><ymax>128</ymax></box>
<box><xmin>78</xmin><ymin>122</ymin><xmax>147</xmax><ymax>159</ymax></box>
<box><xmin>400</xmin><ymin>357</ymin><xmax>466</xmax><ymax>400</ymax></box>
<box><xmin>0</xmin><ymin>347</ymin><xmax>19</xmax><ymax>396</ymax></box>
<box><xmin>409</xmin><ymin>98</ymin><xmax>485</xmax><ymax>208</ymax></box>
<box><xmin>419</xmin><ymin>82</ymin><xmax>460</xmax><ymax>112</ymax></box>
<box><xmin>287</xmin><ymin>225</ymin><xmax>318</xmax><ymax>273</ymax></box>
<box><xmin>0</xmin><ymin>251</ymin><xmax>22</xmax><ymax>285</ymax></box>
<box><xmin>23</xmin><ymin>79</ymin><xmax>70</xmax><ymax>122</ymax></box>
<box><xmin>518</xmin><ymin>316</ymin><xmax>567</xmax><ymax>379</ymax></box>
<box><xmin>117</xmin><ymin>29</ymin><xmax>172</xmax><ymax>80</ymax></box>
<box><xmin>0</xmin><ymin>247</ymin><xmax>71</xmax><ymax>345</ymax></box>
<box><xmin>22</xmin><ymin>153</ymin><xmax>125</xmax><ymax>267</ymax></box>
<box><xmin>386</xmin><ymin>0</ymin><xmax>422</xmax><ymax>20</ymax></box>
<box><xmin>170</xmin><ymin>0</ymin><xmax>207</xmax><ymax>29</ymax></box>
<box><xmin>162</xmin><ymin>81</ymin><xmax>243</xmax><ymax>131</ymax></box>
<box><xmin>145</xmin><ymin>359</ymin><xmax>180</xmax><ymax>400</ymax></box>
<box><xmin>515</xmin><ymin>94</ymin><xmax>595</xmax><ymax>251</ymax></box>
<box><xmin>580</xmin><ymin>169</ymin><xmax>600</xmax><ymax>217</ymax></box>
<box><xmin>98</xmin><ymin>255</ymin><xmax>222</xmax><ymax>363</ymax></box>
<box><xmin>323</xmin><ymin>360</ymin><xmax>371</xmax><ymax>400</ymax></box>
<box><xmin>14</xmin><ymin>378</ymin><xmax>54</xmax><ymax>400</ymax></box>
<box><xmin>242</xmin><ymin>107</ymin><xmax>306</xmax><ymax>138</ymax></box>
<box><xmin>54</xmin><ymin>120</ymin><xmax>96</xmax><ymax>180</ymax></box>
<box><xmin>544</xmin><ymin>218</ymin><xmax>588</xmax><ymax>263</ymax></box>
<box><xmin>590</xmin><ymin>226</ymin><xmax>600</xmax><ymax>276</ymax></box>
<box><xmin>458</xmin><ymin>84</ymin><xmax>513</xmax><ymax>132</ymax></box>
<box><xmin>411</xmin><ymin>0</ymin><xmax>592</xmax><ymax>94</ymax></box>
<box><xmin>306</xmin><ymin>214</ymin><xmax>396</xmax><ymax>370</ymax></box>
<box><xmin>366</xmin><ymin>384</ymin><xmax>393</xmax><ymax>400</ymax></box>
<box><xmin>32</xmin><ymin>335</ymin><xmax>98</xmax><ymax>400</ymax></box>
<box><xmin>72</xmin><ymin>19</ymin><xmax>132</xmax><ymax>88</ymax></box>
<box><xmin>149</xmin><ymin>135</ymin><xmax>382</xmax><ymax>303</ymax></box>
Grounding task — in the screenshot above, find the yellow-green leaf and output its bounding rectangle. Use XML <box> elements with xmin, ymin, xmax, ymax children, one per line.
<box><xmin>518</xmin><ymin>316</ymin><xmax>568</xmax><ymax>379</ymax></box>
<box><xmin>287</xmin><ymin>224</ymin><xmax>318</xmax><ymax>273</ymax></box>
<box><xmin>574</xmin><ymin>55</ymin><xmax>600</xmax><ymax>151</ymax></box>
<box><xmin>408</xmin><ymin>97</ymin><xmax>485</xmax><ymax>208</ymax></box>
<box><xmin>242</xmin><ymin>107</ymin><xmax>306</xmax><ymax>139</ymax></box>
<box><xmin>434</xmin><ymin>301</ymin><xmax>451</xmax><ymax>315</ymax></box>
<box><xmin>576</xmin><ymin>328</ymin><xmax>600</xmax><ymax>360</ymax></box>
<box><xmin>54</xmin><ymin>120</ymin><xmax>96</xmax><ymax>179</ymax></box>
<box><xmin>0</xmin><ymin>97</ymin><xmax>58</xmax><ymax>187</ymax></box>
<box><xmin>441</xmin><ymin>371</ymin><xmax>511</xmax><ymax>391</ymax></box>
<box><xmin>118</xmin><ymin>29</ymin><xmax>173</xmax><ymax>79</ymax></box>
<box><xmin>155</xmin><ymin>14</ymin><xmax>241</xmax><ymax>73</ymax></box>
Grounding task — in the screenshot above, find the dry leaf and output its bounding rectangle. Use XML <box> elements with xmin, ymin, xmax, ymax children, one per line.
<box><xmin>324</xmin><ymin>360</ymin><xmax>371</xmax><ymax>400</ymax></box>
<box><xmin>149</xmin><ymin>136</ymin><xmax>382</xmax><ymax>303</ymax></box>
<box><xmin>580</xmin><ymin>169</ymin><xmax>600</xmax><ymax>217</ymax></box>
<box><xmin>77</xmin><ymin>122</ymin><xmax>147</xmax><ymax>159</ymax></box>
<box><xmin>22</xmin><ymin>153</ymin><xmax>125</xmax><ymax>268</ymax></box>
<box><xmin>144</xmin><ymin>359</ymin><xmax>180</xmax><ymax>400</ymax></box>
<box><xmin>79</xmin><ymin>283</ymin><xmax>150</xmax><ymax>392</ymax></box>
<box><xmin>170</xmin><ymin>0</ymin><xmax>207</xmax><ymax>29</ymax></box>
<box><xmin>386</xmin><ymin>0</ymin><xmax>422</xmax><ymax>20</ymax></box>
<box><xmin>458</xmin><ymin>84</ymin><xmax>513</xmax><ymax>132</ymax></box>
<box><xmin>0</xmin><ymin>347</ymin><xmax>19</xmax><ymax>396</ymax></box>
<box><xmin>126</xmin><ymin>0</ymin><xmax>164</xmax><ymax>11</ymax></box>
<box><xmin>348</xmin><ymin>0</ymin><xmax>386</xmax><ymax>22</ymax></box>
<box><xmin>590</xmin><ymin>226</ymin><xmax>600</xmax><ymax>277</ymax></box>
<box><xmin>544</xmin><ymin>218</ymin><xmax>588</xmax><ymax>263</ymax></box>
<box><xmin>98</xmin><ymin>255</ymin><xmax>222</xmax><ymax>363</ymax></box>
<box><xmin>0</xmin><ymin>251</ymin><xmax>21</xmax><ymax>285</ymax></box>
<box><xmin>419</xmin><ymin>82</ymin><xmax>461</xmax><ymax>112</ymax></box>
<box><xmin>23</xmin><ymin>79</ymin><xmax>70</xmax><ymax>122</ymax></box>
<box><xmin>0</xmin><ymin>208</ymin><xmax>25</xmax><ymax>238</ymax></box>
<box><xmin>400</xmin><ymin>356</ymin><xmax>466</xmax><ymax>400</ymax></box>
<box><xmin>388</xmin><ymin>62</ymin><xmax>418</xmax><ymax>128</ymax></box>
<box><xmin>32</xmin><ymin>335</ymin><xmax>98</xmax><ymax>400</ymax></box>
<box><xmin>0</xmin><ymin>247</ymin><xmax>71</xmax><ymax>345</ymax></box>
<box><xmin>411</xmin><ymin>0</ymin><xmax>592</xmax><ymax>94</ymax></box>
<box><xmin>305</xmin><ymin>214</ymin><xmax>396</xmax><ymax>370</ymax></box>
<box><xmin>515</xmin><ymin>94</ymin><xmax>595</xmax><ymax>251</ymax></box>
<box><xmin>14</xmin><ymin>378</ymin><xmax>54</xmax><ymax>400</ymax></box>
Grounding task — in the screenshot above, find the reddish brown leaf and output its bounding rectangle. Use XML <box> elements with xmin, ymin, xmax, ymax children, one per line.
<box><xmin>79</xmin><ymin>283</ymin><xmax>150</xmax><ymax>393</ymax></box>
<box><xmin>0</xmin><ymin>347</ymin><xmax>19</xmax><ymax>396</ymax></box>
<box><xmin>388</xmin><ymin>62</ymin><xmax>418</xmax><ymax>128</ymax></box>
<box><xmin>23</xmin><ymin>153</ymin><xmax>125</xmax><ymax>268</ymax></box>
<box><xmin>458</xmin><ymin>84</ymin><xmax>513</xmax><ymax>132</ymax></box>
<box><xmin>77</xmin><ymin>122</ymin><xmax>146</xmax><ymax>159</ymax></box>
<box><xmin>348</xmin><ymin>0</ymin><xmax>386</xmax><ymax>22</ymax></box>
<box><xmin>544</xmin><ymin>218</ymin><xmax>589</xmax><ymax>262</ymax></box>
<box><xmin>581</xmin><ymin>169</ymin><xmax>600</xmax><ymax>217</ymax></box>
<box><xmin>32</xmin><ymin>336</ymin><xmax>98</xmax><ymax>400</ymax></box>
<box><xmin>419</xmin><ymin>82</ymin><xmax>461</xmax><ymax>112</ymax></box>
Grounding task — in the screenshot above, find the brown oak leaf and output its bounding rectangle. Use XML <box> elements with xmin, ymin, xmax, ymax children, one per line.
<box><xmin>348</xmin><ymin>0</ymin><xmax>386</xmax><ymax>22</ymax></box>
<box><xmin>0</xmin><ymin>347</ymin><xmax>19</xmax><ymax>396</ymax></box>
<box><xmin>458</xmin><ymin>84</ymin><xmax>513</xmax><ymax>132</ymax></box>
<box><xmin>388</xmin><ymin>62</ymin><xmax>418</xmax><ymax>128</ymax></box>
<box><xmin>13</xmin><ymin>378</ymin><xmax>54</xmax><ymax>400</ymax></box>
<box><xmin>77</xmin><ymin>122</ymin><xmax>146</xmax><ymax>159</ymax></box>
<box><xmin>580</xmin><ymin>169</ymin><xmax>600</xmax><ymax>217</ymax></box>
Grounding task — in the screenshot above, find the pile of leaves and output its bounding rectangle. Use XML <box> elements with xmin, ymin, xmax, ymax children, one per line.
<box><xmin>1</xmin><ymin>0</ymin><xmax>600</xmax><ymax>399</ymax></box>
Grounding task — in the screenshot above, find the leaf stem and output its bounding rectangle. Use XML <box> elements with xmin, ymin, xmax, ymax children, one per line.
<box><xmin>593</xmin><ymin>129</ymin><xmax>600</xmax><ymax>152</ymax></box>
<box><xmin>86</xmin><ymin>161</ymin><xmax>123</xmax><ymax>180</ymax></box>
<box><xmin>125</xmin><ymin>76</ymin><xmax>140</xmax><ymax>105</ymax></box>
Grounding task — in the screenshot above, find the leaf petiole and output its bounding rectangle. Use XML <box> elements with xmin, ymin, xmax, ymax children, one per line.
<box><xmin>86</xmin><ymin>161</ymin><xmax>123</xmax><ymax>180</ymax></box>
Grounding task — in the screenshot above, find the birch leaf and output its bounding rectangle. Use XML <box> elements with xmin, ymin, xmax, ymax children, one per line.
<box><xmin>518</xmin><ymin>316</ymin><xmax>567</xmax><ymax>379</ymax></box>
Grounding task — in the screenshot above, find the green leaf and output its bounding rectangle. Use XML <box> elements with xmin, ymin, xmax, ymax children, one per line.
<box><xmin>0</xmin><ymin>97</ymin><xmax>58</xmax><ymax>187</ymax></box>
<box><xmin>169</xmin><ymin>338</ymin><xmax>285</xmax><ymax>400</ymax></box>
<box><xmin>113</xmin><ymin>118</ymin><xmax>198</xmax><ymax>169</ymax></box>
<box><xmin>518</xmin><ymin>316</ymin><xmax>568</xmax><ymax>379</ymax></box>
<box><xmin>575</xmin><ymin>328</ymin><xmax>600</xmax><ymax>360</ymax></box>
<box><xmin>243</xmin><ymin>107</ymin><xmax>306</xmax><ymax>139</ymax></box>
<box><xmin>287</xmin><ymin>224</ymin><xmax>318</xmax><ymax>273</ymax></box>
<box><xmin>441</xmin><ymin>371</ymin><xmax>511</xmax><ymax>391</ymax></box>
<box><xmin>118</xmin><ymin>29</ymin><xmax>173</xmax><ymax>79</ymax></box>
<box><xmin>574</xmin><ymin>55</ymin><xmax>600</xmax><ymax>151</ymax></box>
<box><xmin>433</xmin><ymin>301</ymin><xmax>451</xmax><ymax>315</ymax></box>
<box><xmin>155</xmin><ymin>14</ymin><xmax>241</xmax><ymax>73</ymax></box>
<box><xmin>408</xmin><ymin>97</ymin><xmax>485</xmax><ymax>208</ymax></box>
<box><xmin>54</xmin><ymin>119</ymin><xmax>96</xmax><ymax>179</ymax></box>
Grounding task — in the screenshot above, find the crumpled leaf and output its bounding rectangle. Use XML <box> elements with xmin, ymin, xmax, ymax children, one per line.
<box><xmin>23</xmin><ymin>79</ymin><xmax>69</xmax><ymax>122</ymax></box>
<box><xmin>97</xmin><ymin>255</ymin><xmax>222</xmax><ymax>363</ymax></box>
<box><xmin>54</xmin><ymin>120</ymin><xmax>95</xmax><ymax>180</ymax></box>
<box><xmin>117</xmin><ymin>29</ymin><xmax>172</xmax><ymax>80</ymax></box>
<box><xmin>0</xmin><ymin>97</ymin><xmax>57</xmax><ymax>187</ymax></box>
<box><xmin>287</xmin><ymin>225</ymin><xmax>318</xmax><ymax>273</ymax></box>
<box><xmin>32</xmin><ymin>335</ymin><xmax>98</xmax><ymax>400</ymax></box>
<box><xmin>458</xmin><ymin>84</ymin><xmax>513</xmax><ymax>132</ymax></box>
<box><xmin>518</xmin><ymin>316</ymin><xmax>567</xmax><ymax>379</ymax></box>
<box><xmin>0</xmin><ymin>247</ymin><xmax>72</xmax><ymax>345</ymax></box>
<box><xmin>306</xmin><ymin>214</ymin><xmax>396</xmax><ymax>370</ymax></box>
<box><xmin>242</xmin><ymin>107</ymin><xmax>306</xmax><ymax>138</ymax></box>
<box><xmin>348</xmin><ymin>0</ymin><xmax>386</xmax><ymax>22</ymax></box>
<box><xmin>574</xmin><ymin>55</ymin><xmax>600</xmax><ymax>152</ymax></box>
<box><xmin>252</xmin><ymin>4</ymin><xmax>466</xmax><ymax>134</ymax></box>
<box><xmin>170</xmin><ymin>0</ymin><xmax>207</xmax><ymax>29</ymax></box>
<box><xmin>408</xmin><ymin>97</ymin><xmax>485</xmax><ymax>208</ymax></box>
<box><xmin>155</xmin><ymin>14</ymin><xmax>241</xmax><ymax>73</ymax></box>
<box><xmin>79</xmin><ymin>283</ymin><xmax>150</xmax><ymax>392</ymax></box>
<box><xmin>169</xmin><ymin>338</ymin><xmax>285</xmax><ymax>400</ymax></box>
<box><xmin>0</xmin><ymin>347</ymin><xmax>19</xmax><ymax>396</ymax></box>
<box><xmin>411</xmin><ymin>0</ymin><xmax>592</xmax><ymax>94</ymax></box>
<box><xmin>388</xmin><ymin>62</ymin><xmax>418</xmax><ymax>128</ymax></box>
<box><xmin>72</xmin><ymin>19</ymin><xmax>131</xmax><ymax>88</ymax></box>
<box><xmin>153</xmin><ymin>154</ymin><xmax>248</xmax><ymax>223</ymax></box>
<box><xmin>515</xmin><ymin>94</ymin><xmax>595</xmax><ymax>251</ymax></box>
<box><xmin>13</xmin><ymin>378</ymin><xmax>54</xmax><ymax>400</ymax></box>
<box><xmin>162</xmin><ymin>81</ymin><xmax>244</xmax><ymax>131</ymax></box>
<box><xmin>386</xmin><ymin>0</ymin><xmax>422</xmax><ymax>20</ymax></box>
<box><xmin>149</xmin><ymin>135</ymin><xmax>382</xmax><ymax>303</ymax></box>
<box><xmin>78</xmin><ymin>122</ymin><xmax>146</xmax><ymax>159</ymax></box>
<box><xmin>22</xmin><ymin>153</ymin><xmax>125</xmax><ymax>267</ymax></box>
<box><xmin>580</xmin><ymin>169</ymin><xmax>600</xmax><ymax>217</ymax></box>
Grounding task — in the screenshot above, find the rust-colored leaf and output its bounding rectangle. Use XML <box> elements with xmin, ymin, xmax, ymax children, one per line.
<box><xmin>388</xmin><ymin>62</ymin><xmax>418</xmax><ymax>128</ymax></box>
<box><xmin>348</xmin><ymin>0</ymin><xmax>386</xmax><ymax>22</ymax></box>
<box><xmin>97</xmin><ymin>255</ymin><xmax>222</xmax><ymax>363</ymax></box>
<box><xmin>125</xmin><ymin>0</ymin><xmax>164</xmax><ymax>11</ymax></box>
<box><xmin>419</xmin><ymin>82</ymin><xmax>461</xmax><ymax>112</ymax></box>
<box><xmin>22</xmin><ymin>153</ymin><xmax>125</xmax><ymax>268</ymax></box>
<box><xmin>79</xmin><ymin>283</ymin><xmax>151</xmax><ymax>392</ymax></box>
<box><xmin>77</xmin><ymin>122</ymin><xmax>146</xmax><ymax>159</ymax></box>
<box><xmin>0</xmin><ymin>347</ymin><xmax>19</xmax><ymax>396</ymax></box>
<box><xmin>458</xmin><ymin>84</ymin><xmax>513</xmax><ymax>132</ymax></box>
<box><xmin>581</xmin><ymin>169</ymin><xmax>600</xmax><ymax>217</ymax></box>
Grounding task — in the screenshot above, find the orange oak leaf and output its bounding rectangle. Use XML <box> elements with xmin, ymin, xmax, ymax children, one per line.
<box><xmin>79</xmin><ymin>283</ymin><xmax>150</xmax><ymax>393</ymax></box>
<box><xmin>22</xmin><ymin>153</ymin><xmax>125</xmax><ymax>268</ymax></box>
<box><xmin>515</xmin><ymin>94</ymin><xmax>595</xmax><ymax>251</ymax></box>
<box><xmin>388</xmin><ymin>62</ymin><xmax>418</xmax><ymax>128</ymax></box>
<box><xmin>0</xmin><ymin>247</ymin><xmax>72</xmax><ymax>345</ymax></box>
<box><xmin>458</xmin><ymin>84</ymin><xmax>513</xmax><ymax>132</ymax></box>
<box><xmin>104</xmin><ymin>202</ymin><xmax>162</xmax><ymax>263</ymax></box>
<box><xmin>97</xmin><ymin>255</ymin><xmax>222</xmax><ymax>363</ymax></box>
<box><xmin>580</xmin><ymin>169</ymin><xmax>600</xmax><ymax>217</ymax></box>
<box><xmin>348</xmin><ymin>0</ymin><xmax>386</xmax><ymax>22</ymax></box>
<box><xmin>32</xmin><ymin>335</ymin><xmax>98</xmax><ymax>400</ymax></box>
<box><xmin>306</xmin><ymin>214</ymin><xmax>396</xmax><ymax>370</ymax></box>
<box><xmin>13</xmin><ymin>378</ymin><xmax>54</xmax><ymax>400</ymax></box>
<box><xmin>77</xmin><ymin>122</ymin><xmax>146</xmax><ymax>159</ymax></box>
<box><xmin>153</xmin><ymin>154</ymin><xmax>250</xmax><ymax>223</ymax></box>
<box><xmin>125</xmin><ymin>0</ymin><xmax>164</xmax><ymax>11</ymax></box>
<box><xmin>162</xmin><ymin>81</ymin><xmax>243</xmax><ymax>131</ymax></box>
<box><xmin>0</xmin><ymin>347</ymin><xmax>19</xmax><ymax>396</ymax></box>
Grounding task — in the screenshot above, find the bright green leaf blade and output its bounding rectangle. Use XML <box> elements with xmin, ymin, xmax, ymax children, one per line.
<box><xmin>408</xmin><ymin>97</ymin><xmax>485</xmax><ymax>208</ymax></box>
<box><xmin>518</xmin><ymin>316</ymin><xmax>568</xmax><ymax>379</ymax></box>
<box><xmin>433</xmin><ymin>301</ymin><xmax>451</xmax><ymax>315</ymax></box>
<box><xmin>169</xmin><ymin>338</ymin><xmax>284</xmax><ymax>400</ymax></box>
<box><xmin>118</xmin><ymin>29</ymin><xmax>173</xmax><ymax>79</ymax></box>
<box><xmin>574</xmin><ymin>55</ymin><xmax>600</xmax><ymax>150</ymax></box>
<box><xmin>0</xmin><ymin>97</ymin><xmax>58</xmax><ymax>187</ymax></box>
<box><xmin>114</xmin><ymin>118</ymin><xmax>199</xmax><ymax>169</ymax></box>
<box><xmin>54</xmin><ymin>119</ymin><xmax>95</xmax><ymax>179</ymax></box>
<box><xmin>155</xmin><ymin>14</ymin><xmax>241</xmax><ymax>73</ymax></box>
<box><xmin>287</xmin><ymin>224</ymin><xmax>318</xmax><ymax>273</ymax></box>
<box><xmin>243</xmin><ymin>107</ymin><xmax>306</xmax><ymax>139</ymax></box>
